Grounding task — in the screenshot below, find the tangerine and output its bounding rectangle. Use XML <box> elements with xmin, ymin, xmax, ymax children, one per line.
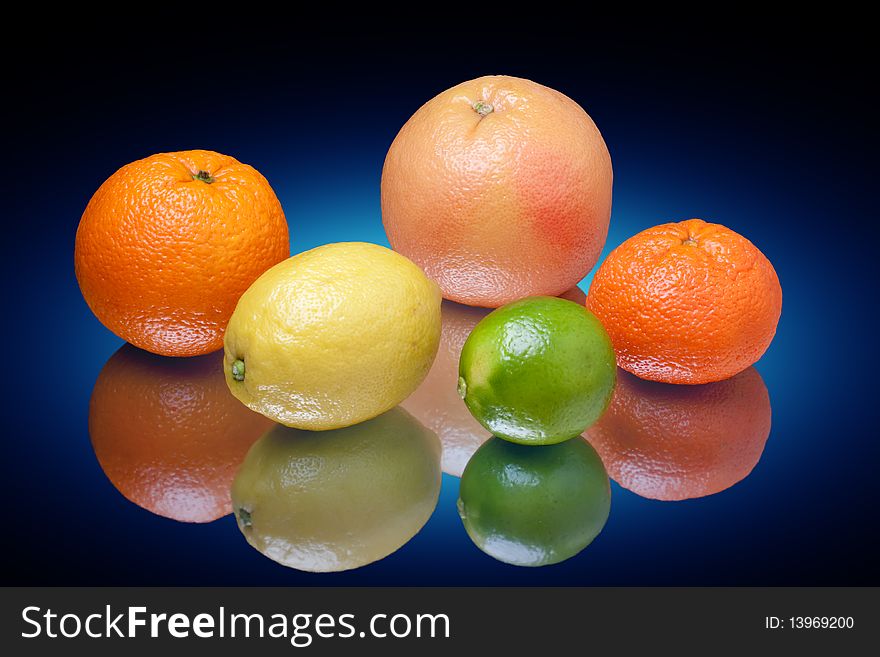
<box><xmin>587</xmin><ymin>218</ymin><xmax>781</xmax><ymax>384</ymax></box>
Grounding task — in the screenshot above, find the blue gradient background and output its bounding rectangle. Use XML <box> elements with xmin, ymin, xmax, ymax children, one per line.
<box><xmin>6</xmin><ymin>29</ymin><xmax>877</xmax><ymax>585</ymax></box>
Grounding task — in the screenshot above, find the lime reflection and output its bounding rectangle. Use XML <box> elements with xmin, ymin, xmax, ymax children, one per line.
<box><xmin>458</xmin><ymin>436</ymin><xmax>611</xmax><ymax>567</ymax></box>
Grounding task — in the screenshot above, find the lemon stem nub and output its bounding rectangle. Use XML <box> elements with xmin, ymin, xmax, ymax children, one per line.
<box><xmin>193</xmin><ymin>170</ymin><xmax>215</xmax><ymax>184</ymax></box>
<box><xmin>473</xmin><ymin>101</ymin><xmax>494</xmax><ymax>117</ymax></box>
<box><xmin>231</xmin><ymin>359</ymin><xmax>246</xmax><ymax>382</ymax></box>
<box><xmin>457</xmin><ymin>376</ymin><xmax>468</xmax><ymax>400</ymax></box>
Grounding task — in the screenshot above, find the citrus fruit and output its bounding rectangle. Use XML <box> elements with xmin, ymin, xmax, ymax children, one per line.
<box><xmin>382</xmin><ymin>75</ymin><xmax>612</xmax><ymax>307</ymax></box>
<box><xmin>585</xmin><ymin>367</ymin><xmax>771</xmax><ymax>500</ymax></box>
<box><xmin>458</xmin><ymin>296</ymin><xmax>616</xmax><ymax>444</ymax></box>
<box><xmin>224</xmin><ymin>242</ymin><xmax>441</xmax><ymax>430</ymax></box>
<box><xmin>458</xmin><ymin>437</ymin><xmax>611</xmax><ymax>567</ymax></box>
<box><xmin>89</xmin><ymin>345</ymin><xmax>273</xmax><ymax>523</ymax></box>
<box><xmin>402</xmin><ymin>287</ymin><xmax>586</xmax><ymax>476</ymax></box>
<box><xmin>75</xmin><ymin>150</ymin><xmax>289</xmax><ymax>357</ymax></box>
<box><xmin>231</xmin><ymin>407</ymin><xmax>441</xmax><ymax>572</ymax></box>
<box><xmin>587</xmin><ymin>218</ymin><xmax>782</xmax><ymax>384</ymax></box>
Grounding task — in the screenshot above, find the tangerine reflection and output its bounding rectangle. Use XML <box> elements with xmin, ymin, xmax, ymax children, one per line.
<box><xmin>89</xmin><ymin>344</ymin><xmax>273</xmax><ymax>523</ymax></box>
<box><xmin>403</xmin><ymin>286</ymin><xmax>587</xmax><ymax>476</ymax></box>
<box><xmin>585</xmin><ymin>367</ymin><xmax>771</xmax><ymax>501</ymax></box>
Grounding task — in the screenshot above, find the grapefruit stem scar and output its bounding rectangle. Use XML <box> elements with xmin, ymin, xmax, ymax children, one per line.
<box><xmin>231</xmin><ymin>359</ymin><xmax>246</xmax><ymax>382</ymax></box>
<box><xmin>472</xmin><ymin>101</ymin><xmax>493</xmax><ymax>117</ymax></box>
<box><xmin>192</xmin><ymin>170</ymin><xmax>215</xmax><ymax>184</ymax></box>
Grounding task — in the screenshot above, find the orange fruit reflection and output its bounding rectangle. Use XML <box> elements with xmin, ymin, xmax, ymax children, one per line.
<box><xmin>403</xmin><ymin>286</ymin><xmax>586</xmax><ymax>476</ymax></box>
<box><xmin>585</xmin><ymin>367</ymin><xmax>771</xmax><ymax>500</ymax></box>
<box><xmin>89</xmin><ymin>344</ymin><xmax>273</xmax><ymax>522</ymax></box>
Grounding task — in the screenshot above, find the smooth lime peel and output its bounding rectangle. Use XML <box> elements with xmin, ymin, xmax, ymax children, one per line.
<box><xmin>458</xmin><ymin>296</ymin><xmax>616</xmax><ymax>445</ymax></box>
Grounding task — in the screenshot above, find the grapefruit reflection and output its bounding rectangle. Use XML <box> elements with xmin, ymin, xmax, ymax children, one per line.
<box><xmin>585</xmin><ymin>367</ymin><xmax>771</xmax><ymax>500</ymax></box>
<box><xmin>89</xmin><ymin>345</ymin><xmax>273</xmax><ymax>522</ymax></box>
<box><xmin>402</xmin><ymin>286</ymin><xmax>586</xmax><ymax>476</ymax></box>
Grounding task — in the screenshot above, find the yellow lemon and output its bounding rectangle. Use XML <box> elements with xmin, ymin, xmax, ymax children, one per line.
<box><xmin>224</xmin><ymin>242</ymin><xmax>441</xmax><ymax>429</ymax></box>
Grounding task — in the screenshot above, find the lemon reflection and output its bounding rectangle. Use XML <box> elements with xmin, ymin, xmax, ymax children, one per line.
<box><xmin>231</xmin><ymin>407</ymin><xmax>441</xmax><ymax>572</ymax></box>
<box><xmin>585</xmin><ymin>367</ymin><xmax>771</xmax><ymax>501</ymax></box>
<box><xmin>458</xmin><ymin>436</ymin><xmax>611</xmax><ymax>567</ymax></box>
<box><xmin>403</xmin><ymin>287</ymin><xmax>587</xmax><ymax>477</ymax></box>
<box><xmin>89</xmin><ymin>344</ymin><xmax>273</xmax><ymax>523</ymax></box>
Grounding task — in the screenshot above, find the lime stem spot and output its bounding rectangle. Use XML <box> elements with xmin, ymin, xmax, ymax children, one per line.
<box><xmin>231</xmin><ymin>359</ymin><xmax>246</xmax><ymax>382</ymax></box>
<box><xmin>193</xmin><ymin>170</ymin><xmax>215</xmax><ymax>184</ymax></box>
<box><xmin>473</xmin><ymin>101</ymin><xmax>494</xmax><ymax>117</ymax></box>
<box><xmin>237</xmin><ymin>507</ymin><xmax>252</xmax><ymax>529</ymax></box>
<box><xmin>457</xmin><ymin>376</ymin><xmax>468</xmax><ymax>399</ymax></box>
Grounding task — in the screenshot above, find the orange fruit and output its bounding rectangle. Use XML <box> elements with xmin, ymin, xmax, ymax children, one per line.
<box><xmin>585</xmin><ymin>367</ymin><xmax>771</xmax><ymax>500</ymax></box>
<box><xmin>587</xmin><ymin>218</ymin><xmax>782</xmax><ymax>384</ymax></box>
<box><xmin>381</xmin><ymin>75</ymin><xmax>612</xmax><ymax>307</ymax></box>
<box><xmin>89</xmin><ymin>345</ymin><xmax>273</xmax><ymax>523</ymax></box>
<box><xmin>75</xmin><ymin>150</ymin><xmax>289</xmax><ymax>357</ymax></box>
<box><xmin>402</xmin><ymin>286</ymin><xmax>586</xmax><ymax>476</ymax></box>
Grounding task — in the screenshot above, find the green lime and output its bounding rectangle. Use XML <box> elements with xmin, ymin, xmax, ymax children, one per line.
<box><xmin>458</xmin><ymin>296</ymin><xmax>616</xmax><ymax>444</ymax></box>
<box><xmin>231</xmin><ymin>407</ymin><xmax>441</xmax><ymax>572</ymax></box>
<box><xmin>458</xmin><ymin>436</ymin><xmax>611</xmax><ymax>567</ymax></box>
